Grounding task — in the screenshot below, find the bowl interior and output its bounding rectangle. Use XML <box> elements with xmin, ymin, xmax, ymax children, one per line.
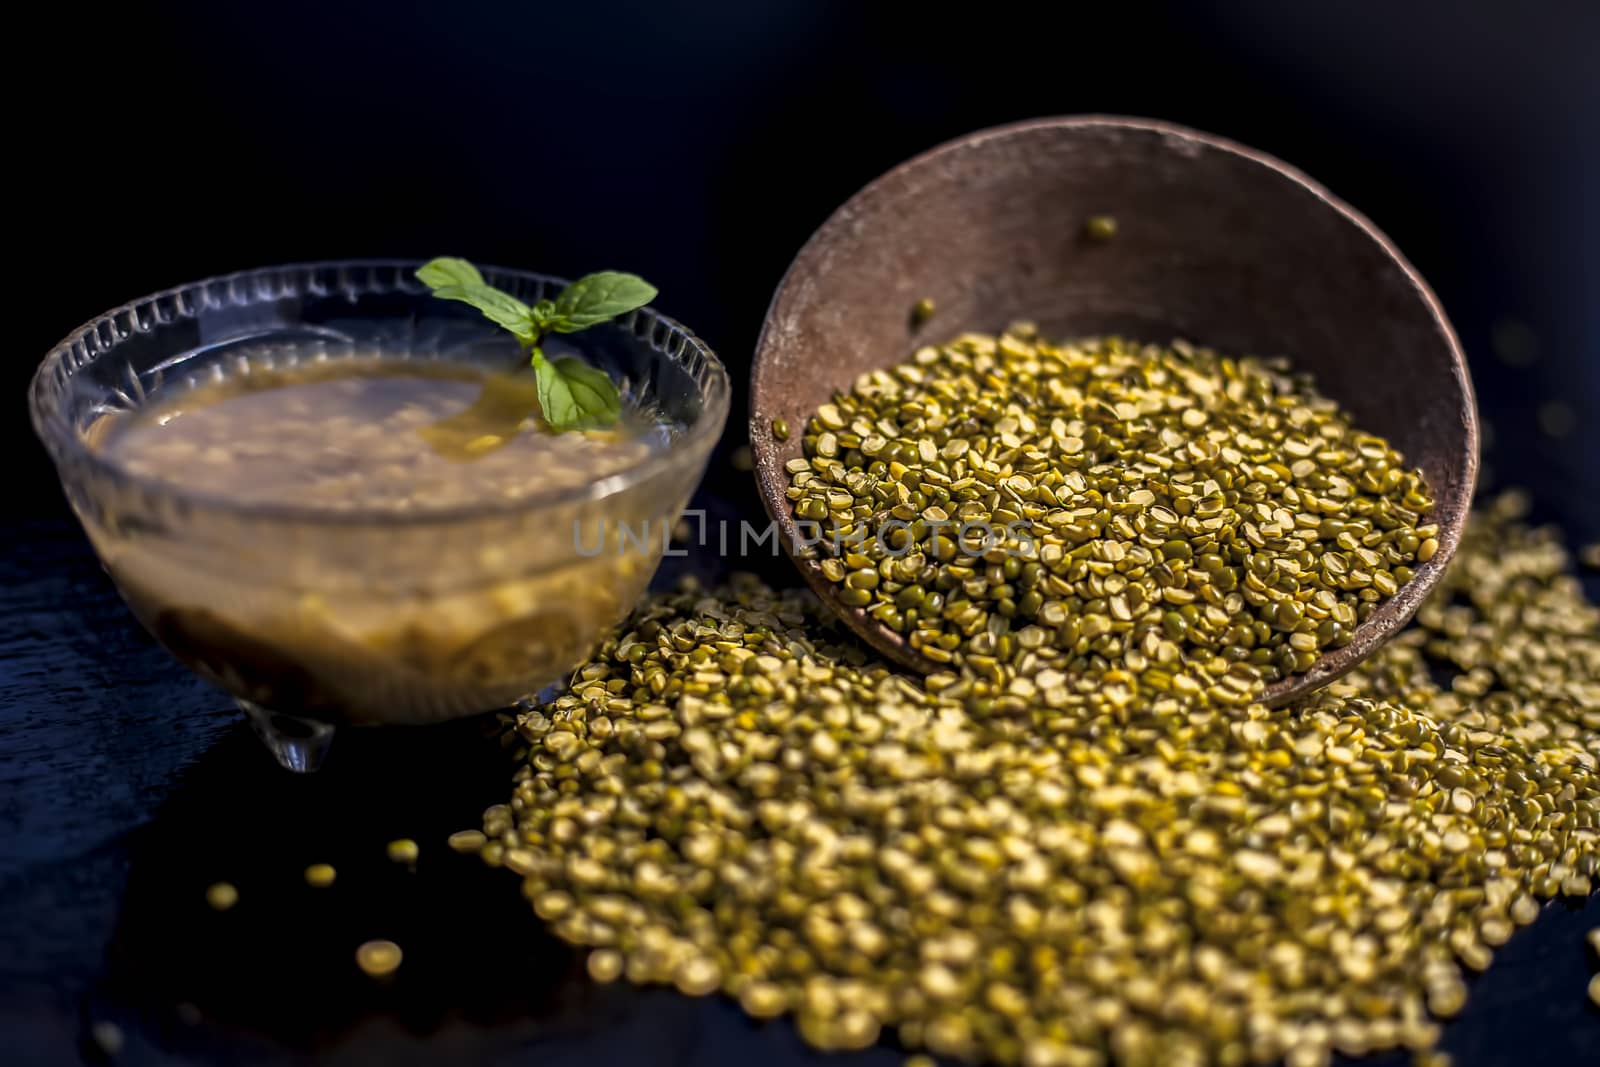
<box><xmin>34</xmin><ymin>261</ymin><xmax>727</xmax><ymax>519</ymax></box>
<box><xmin>751</xmin><ymin>117</ymin><xmax>1477</xmax><ymax>701</ymax></box>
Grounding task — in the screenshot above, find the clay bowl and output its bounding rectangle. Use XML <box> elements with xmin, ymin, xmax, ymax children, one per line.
<box><xmin>750</xmin><ymin>115</ymin><xmax>1477</xmax><ymax>706</ymax></box>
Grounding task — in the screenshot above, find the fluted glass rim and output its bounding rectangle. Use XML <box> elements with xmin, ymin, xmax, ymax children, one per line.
<box><xmin>30</xmin><ymin>259</ymin><xmax>731</xmax><ymax>527</ymax></box>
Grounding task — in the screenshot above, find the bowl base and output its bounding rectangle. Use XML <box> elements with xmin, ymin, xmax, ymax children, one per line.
<box><xmin>240</xmin><ymin>700</ymin><xmax>336</xmax><ymax>773</ymax></box>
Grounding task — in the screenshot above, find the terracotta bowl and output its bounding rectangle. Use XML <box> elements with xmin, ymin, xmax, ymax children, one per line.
<box><xmin>750</xmin><ymin>115</ymin><xmax>1477</xmax><ymax>706</ymax></box>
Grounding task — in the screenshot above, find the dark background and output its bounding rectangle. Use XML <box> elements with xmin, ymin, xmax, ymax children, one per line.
<box><xmin>5</xmin><ymin>2</ymin><xmax>1598</xmax><ymax>1065</ymax></box>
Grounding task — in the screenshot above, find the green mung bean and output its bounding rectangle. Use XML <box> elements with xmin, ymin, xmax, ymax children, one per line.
<box><xmin>448</xmin><ymin>830</ymin><xmax>487</xmax><ymax>853</ymax></box>
<box><xmin>481</xmin><ymin>492</ymin><xmax>1600</xmax><ymax>1066</ymax></box>
<box><xmin>205</xmin><ymin>882</ymin><xmax>238</xmax><ymax>912</ymax></box>
<box><xmin>355</xmin><ymin>939</ymin><xmax>403</xmax><ymax>978</ymax></box>
<box><xmin>1085</xmin><ymin>214</ymin><xmax>1118</xmax><ymax>241</ymax></box>
<box><xmin>588</xmin><ymin>948</ymin><xmax>625</xmax><ymax>983</ymax></box>
<box><xmin>786</xmin><ymin>329</ymin><xmax>1435</xmax><ymax>708</ymax></box>
<box><xmin>386</xmin><ymin>839</ymin><xmax>419</xmax><ymax>866</ymax></box>
<box><xmin>304</xmin><ymin>863</ymin><xmax>337</xmax><ymax>889</ymax></box>
<box><xmin>89</xmin><ymin>1021</ymin><xmax>124</xmax><ymax>1058</ymax></box>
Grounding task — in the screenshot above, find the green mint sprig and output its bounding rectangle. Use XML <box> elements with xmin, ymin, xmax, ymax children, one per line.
<box><xmin>415</xmin><ymin>257</ymin><xmax>656</xmax><ymax>432</ymax></box>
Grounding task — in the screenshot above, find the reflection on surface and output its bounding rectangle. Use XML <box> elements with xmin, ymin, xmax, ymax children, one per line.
<box><xmin>95</xmin><ymin>717</ymin><xmax>588</xmax><ymax>1057</ymax></box>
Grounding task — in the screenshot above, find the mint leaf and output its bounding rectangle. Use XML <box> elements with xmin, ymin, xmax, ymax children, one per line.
<box><xmin>415</xmin><ymin>257</ymin><xmax>485</xmax><ymax>289</ymax></box>
<box><xmin>532</xmin><ymin>351</ymin><xmax>622</xmax><ymax>431</ymax></box>
<box><xmin>418</xmin><ymin>258</ymin><xmax>655</xmax><ymax>433</ymax></box>
<box><xmin>428</xmin><ymin>283</ymin><xmax>537</xmax><ymax>342</ymax></box>
<box><xmin>549</xmin><ymin>271</ymin><xmax>657</xmax><ymax>332</ymax></box>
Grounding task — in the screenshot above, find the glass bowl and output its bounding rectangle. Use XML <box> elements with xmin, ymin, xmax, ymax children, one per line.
<box><xmin>31</xmin><ymin>261</ymin><xmax>730</xmax><ymax>770</ymax></box>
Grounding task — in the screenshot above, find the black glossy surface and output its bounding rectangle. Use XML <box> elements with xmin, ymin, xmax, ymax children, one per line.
<box><xmin>6</xmin><ymin>2</ymin><xmax>1598</xmax><ymax>1064</ymax></box>
<box><xmin>4</xmin><ymin>482</ymin><xmax>1600</xmax><ymax>1066</ymax></box>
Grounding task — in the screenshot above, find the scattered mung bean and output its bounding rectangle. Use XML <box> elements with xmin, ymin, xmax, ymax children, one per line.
<box><xmin>481</xmin><ymin>490</ymin><xmax>1598</xmax><ymax>1066</ymax></box>
<box><xmin>1085</xmin><ymin>215</ymin><xmax>1118</xmax><ymax>241</ymax></box>
<box><xmin>205</xmin><ymin>882</ymin><xmax>238</xmax><ymax>912</ymax></box>
<box><xmin>387</xmin><ymin>839</ymin><xmax>420</xmax><ymax>866</ymax></box>
<box><xmin>448</xmin><ymin>830</ymin><xmax>487</xmax><ymax>853</ymax></box>
<box><xmin>89</xmin><ymin>1021</ymin><xmax>124</xmax><ymax>1057</ymax></box>
<box><xmin>355</xmin><ymin>939</ymin><xmax>403</xmax><ymax>978</ymax></box>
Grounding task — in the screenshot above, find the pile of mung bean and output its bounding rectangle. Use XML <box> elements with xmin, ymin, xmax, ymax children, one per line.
<box><xmin>455</xmin><ymin>326</ymin><xmax>1594</xmax><ymax>1066</ymax></box>
<box><xmin>783</xmin><ymin>329</ymin><xmax>1435</xmax><ymax>712</ymax></box>
<box><xmin>469</xmin><ymin>488</ymin><xmax>1597</xmax><ymax>1067</ymax></box>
